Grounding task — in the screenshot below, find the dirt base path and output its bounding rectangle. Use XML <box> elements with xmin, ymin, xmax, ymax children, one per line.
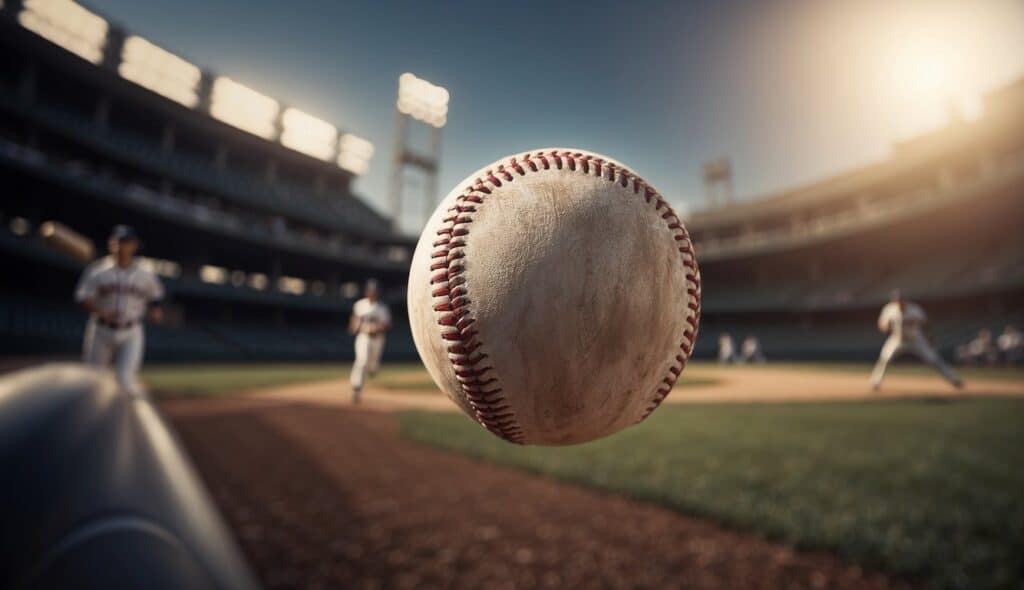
<box><xmin>248</xmin><ymin>378</ymin><xmax>456</xmax><ymax>412</ymax></box>
<box><xmin>670</xmin><ymin>365</ymin><xmax>1024</xmax><ymax>403</ymax></box>
<box><xmin>247</xmin><ymin>365</ymin><xmax>1024</xmax><ymax>412</ymax></box>
<box><xmin>163</xmin><ymin>398</ymin><xmax>917</xmax><ymax>590</ymax></box>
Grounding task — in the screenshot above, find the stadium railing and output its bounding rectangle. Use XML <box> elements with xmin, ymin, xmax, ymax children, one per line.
<box><xmin>0</xmin><ymin>136</ymin><xmax>411</xmax><ymax>270</ymax></box>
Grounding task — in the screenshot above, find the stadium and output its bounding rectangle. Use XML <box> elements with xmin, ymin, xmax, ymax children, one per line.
<box><xmin>2</xmin><ymin>4</ymin><xmax>1022</xmax><ymax>363</ymax></box>
<box><xmin>1</xmin><ymin>2</ymin><xmax>1022</xmax><ymax>590</ymax></box>
<box><xmin>692</xmin><ymin>80</ymin><xmax>1024</xmax><ymax>360</ymax></box>
<box><xmin>1</xmin><ymin>0</ymin><xmax>415</xmax><ymax>362</ymax></box>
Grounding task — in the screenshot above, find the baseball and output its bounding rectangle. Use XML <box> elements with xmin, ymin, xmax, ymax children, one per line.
<box><xmin>408</xmin><ymin>149</ymin><xmax>701</xmax><ymax>445</ymax></box>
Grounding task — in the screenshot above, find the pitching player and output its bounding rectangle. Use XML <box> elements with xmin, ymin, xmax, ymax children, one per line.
<box><xmin>348</xmin><ymin>279</ymin><xmax>391</xmax><ymax>403</ymax></box>
<box><xmin>75</xmin><ymin>225</ymin><xmax>164</xmax><ymax>395</ymax></box>
<box><xmin>870</xmin><ymin>290</ymin><xmax>962</xmax><ymax>390</ymax></box>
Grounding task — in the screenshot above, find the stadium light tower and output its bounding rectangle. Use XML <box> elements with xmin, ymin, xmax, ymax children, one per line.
<box><xmin>389</xmin><ymin>73</ymin><xmax>448</xmax><ymax>232</ymax></box>
<box><xmin>702</xmin><ymin>157</ymin><xmax>734</xmax><ymax>208</ymax></box>
<box><xmin>338</xmin><ymin>134</ymin><xmax>375</xmax><ymax>176</ymax></box>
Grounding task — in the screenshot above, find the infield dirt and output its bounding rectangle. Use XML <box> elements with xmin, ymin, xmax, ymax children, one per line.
<box><xmin>163</xmin><ymin>398</ymin><xmax>919</xmax><ymax>590</ymax></box>
<box><xmin>242</xmin><ymin>364</ymin><xmax>1024</xmax><ymax>411</ymax></box>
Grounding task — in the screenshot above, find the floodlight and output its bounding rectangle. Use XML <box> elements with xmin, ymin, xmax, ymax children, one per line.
<box><xmin>137</xmin><ymin>257</ymin><xmax>180</xmax><ymax>278</ymax></box>
<box><xmin>280</xmin><ymin>107</ymin><xmax>337</xmax><ymax>161</ymax></box>
<box><xmin>278</xmin><ymin>276</ymin><xmax>306</xmax><ymax>295</ymax></box>
<box><xmin>210</xmin><ymin>76</ymin><xmax>279</xmax><ymax>139</ymax></box>
<box><xmin>337</xmin><ymin>133</ymin><xmax>374</xmax><ymax>175</ymax></box>
<box><xmin>119</xmin><ymin>36</ymin><xmax>201</xmax><ymax>107</ymax></box>
<box><xmin>19</xmin><ymin>0</ymin><xmax>108</xmax><ymax>64</ymax></box>
<box><xmin>397</xmin><ymin>72</ymin><xmax>449</xmax><ymax>128</ymax></box>
<box><xmin>199</xmin><ymin>265</ymin><xmax>228</xmax><ymax>284</ymax></box>
<box><xmin>248</xmin><ymin>273</ymin><xmax>268</xmax><ymax>290</ymax></box>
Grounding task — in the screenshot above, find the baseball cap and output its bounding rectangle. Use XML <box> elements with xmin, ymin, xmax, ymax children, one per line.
<box><xmin>109</xmin><ymin>224</ymin><xmax>139</xmax><ymax>242</ymax></box>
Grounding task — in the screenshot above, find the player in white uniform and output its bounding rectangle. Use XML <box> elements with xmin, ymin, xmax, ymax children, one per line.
<box><xmin>740</xmin><ymin>335</ymin><xmax>766</xmax><ymax>364</ymax></box>
<box><xmin>348</xmin><ymin>280</ymin><xmax>391</xmax><ymax>403</ymax></box>
<box><xmin>998</xmin><ymin>325</ymin><xmax>1023</xmax><ymax>365</ymax></box>
<box><xmin>717</xmin><ymin>333</ymin><xmax>736</xmax><ymax>364</ymax></box>
<box><xmin>870</xmin><ymin>290</ymin><xmax>961</xmax><ymax>390</ymax></box>
<box><xmin>75</xmin><ymin>225</ymin><xmax>164</xmax><ymax>395</ymax></box>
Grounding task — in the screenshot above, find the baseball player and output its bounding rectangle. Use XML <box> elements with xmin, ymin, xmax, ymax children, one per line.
<box><xmin>998</xmin><ymin>325</ymin><xmax>1023</xmax><ymax>365</ymax></box>
<box><xmin>75</xmin><ymin>225</ymin><xmax>164</xmax><ymax>395</ymax></box>
<box><xmin>740</xmin><ymin>334</ymin><xmax>766</xmax><ymax>364</ymax></box>
<box><xmin>348</xmin><ymin>279</ymin><xmax>391</xmax><ymax>403</ymax></box>
<box><xmin>870</xmin><ymin>289</ymin><xmax>962</xmax><ymax>390</ymax></box>
<box><xmin>960</xmin><ymin>329</ymin><xmax>999</xmax><ymax>366</ymax></box>
<box><xmin>717</xmin><ymin>333</ymin><xmax>736</xmax><ymax>364</ymax></box>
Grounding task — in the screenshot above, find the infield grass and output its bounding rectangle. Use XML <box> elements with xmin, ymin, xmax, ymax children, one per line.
<box><xmin>399</xmin><ymin>398</ymin><xmax>1024</xmax><ymax>590</ymax></box>
<box><xmin>142</xmin><ymin>362</ymin><xmax>427</xmax><ymax>397</ymax></box>
<box><xmin>142</xmin><ymin>362</ymin><xmax>720</xmax><ymax>396</ymax></box>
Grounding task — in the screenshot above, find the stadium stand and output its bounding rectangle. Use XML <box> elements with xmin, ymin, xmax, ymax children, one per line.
<box><xmin>0</xmin><ymin>3</ymin><xmax>417</xmax><ymax>361</ymax></box>
<box><xmin>1</xmin><ymin>3</ymin><xmax>1022</xmax><ymax>362</ymax></box>
<box><xmin>687</xmin><ymin>78</ymin><xmax>1024</xmax><ymax>359</ymax></box>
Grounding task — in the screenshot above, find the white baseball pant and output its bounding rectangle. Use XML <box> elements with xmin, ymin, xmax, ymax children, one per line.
<box><xmin>350</xmin><ymin>333</ymin><xmax>385</xmax><ymax>399</ymax></box>
<box><xmin>870</xmin><ymin>334</ymin><xmax>959</xmax><ymax>388</ymax></box>
<box><xmin>83</xmin><ymin>320</ymin><xmax>145</xmax><ymax>395</ymax></box>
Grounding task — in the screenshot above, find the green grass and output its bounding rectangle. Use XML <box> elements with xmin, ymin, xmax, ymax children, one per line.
<box><xmin>399</xmin><ymin>399</ymin><xmax>1024</xmax><ymax>590</ymax></box>
<box><xmin>144</xmin><ymin>362</ymin><xmax>720</xmax><ymax>397</ymax></box>
<box><xmin>143</xmin><ymin>362</ymin><xmax>425</xmax><ymax>397</ymax></box>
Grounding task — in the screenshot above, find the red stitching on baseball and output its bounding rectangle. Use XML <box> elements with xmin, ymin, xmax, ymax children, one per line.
<box><xmin>428</xmin><ymin>150</ymin><xmax>701</xmax><ymax>441</ymax></box>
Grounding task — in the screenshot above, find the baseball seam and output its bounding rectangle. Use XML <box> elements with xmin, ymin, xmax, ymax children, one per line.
<box><xmin>428</xmin><ymin>150</ymin><xmax>701</xmax><ymax>443</ymax></box>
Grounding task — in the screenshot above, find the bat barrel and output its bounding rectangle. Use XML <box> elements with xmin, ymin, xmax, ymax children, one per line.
<box><xmin>0</xmin><ymin>364</ymin><xmax>260</xmax><ymax>590</ymax></box>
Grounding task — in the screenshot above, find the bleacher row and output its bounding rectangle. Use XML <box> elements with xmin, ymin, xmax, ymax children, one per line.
<box><xmin>704</xmin><ymin>245</ymin><xmax>1024</xmax><ymax>313</ymax></box>
<box><xmin>0</xmin><ymin>90</ymin><xmax>391</xmax><ymax>239</ymax></box>
<box><xmin>0</xmin><ymin>291</ymin><xmax>417</xmax><ymax>362</ymax></box>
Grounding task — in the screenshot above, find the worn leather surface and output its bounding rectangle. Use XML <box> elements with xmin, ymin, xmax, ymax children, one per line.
<box><xmin>409</xmin><ymin>149</ymin><xmax>699</xmax><ymax>445</ymax></box>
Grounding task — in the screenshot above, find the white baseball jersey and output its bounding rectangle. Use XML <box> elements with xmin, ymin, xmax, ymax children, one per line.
<box><xmin>352</xmin><ymin>297</ymin><xmax>391</xmax><ymax>335</ymax></box>
<box><xmin>871</xmin><ymin>300</ymin><xmax>959</xmax><ymax>388</ymax></box>
<box><xmin>999</xmin><ymin>330</ymin><xmax>1022</xmax><ymax>352</ymax></box>
<box><xmin>878</xmin><ymin>301</ymin><xmax>927</xmax><ymax>343</ymax></box>
<box><xmin>75</xmin><ymin>257</ymin><xmax>164</xmax><ymax>324</ymax></box>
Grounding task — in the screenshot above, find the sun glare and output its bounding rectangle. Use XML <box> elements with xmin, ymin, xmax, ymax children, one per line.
<box><xmin>905</xmin><ymin>54</ymin><xmax>950</xmax><ymax>97</ymax></box>
<box><xmin>886</xmin><ymin>36</ymin><xmax>975</xmax><ymax>136</ymax></box>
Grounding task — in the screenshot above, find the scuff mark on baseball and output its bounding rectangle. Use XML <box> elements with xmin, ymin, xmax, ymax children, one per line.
<box><xmin>408</xmin><ymin>148</ymin><xmax>701</xmax><ymax>445</ymax></box>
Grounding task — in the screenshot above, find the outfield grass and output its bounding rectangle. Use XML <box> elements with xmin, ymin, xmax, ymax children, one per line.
<box><xmin>399</xmin><ymin>399</ymin><xmax>1024</xmax><ymax>590</ymax></box>
<box><xmin>142</xmin><ymin>362</ymin><xmax>427</xmax><ymax>396</ymax></box>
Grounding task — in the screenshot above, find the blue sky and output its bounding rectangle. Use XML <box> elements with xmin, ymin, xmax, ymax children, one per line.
<box><xmin>86</xmin><ymin>0</ymin><xmax>1024</xmax><ymax>231</ymax></box>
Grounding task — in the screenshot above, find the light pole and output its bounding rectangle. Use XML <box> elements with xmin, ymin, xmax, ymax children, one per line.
<box><xmin>389</xmin><ymin>73</ymin><xmax>448</xmax><ymax>233</ymax></box>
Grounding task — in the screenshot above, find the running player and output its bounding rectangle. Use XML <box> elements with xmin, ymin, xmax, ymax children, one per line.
<box><xmin>348</xmin><ymin>279</ymin><xmax>391</xmax><ymax>403</ymax></box>
<box><xmin>75</xmin><ymin>225</ymin><xmax>164</xmax><ymax>395</ymax></box>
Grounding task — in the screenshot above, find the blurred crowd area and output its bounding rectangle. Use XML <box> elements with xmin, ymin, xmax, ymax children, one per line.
<box><xmin>0</xmin><ymin>137</ymin><xmax>410</xmax><ymax>268</ymax></box>
<box><xmin>714</xmin><ymin>326</ymin><xmax>1024</xmax><ymax>367</ymax></box>
<box><xmin>956</xmin><ymin>325</ymin><xmax>1023</xmax><ymax>366</ymax></box>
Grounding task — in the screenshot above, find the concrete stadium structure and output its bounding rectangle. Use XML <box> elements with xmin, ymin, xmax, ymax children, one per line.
<box><xmin>0</xmin><ymin>2</ymin><xmax>414</xmax><ymax>361</ymax></box>
<box><xmin>690</xmin><ymin>79</ymin><xmax>1024</xmax><ymax>359</ymax></box>
<box><xmin>1</xmin><ymin>1</ymin><xmax>1021</xmax><ymax>361</ymax></box>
